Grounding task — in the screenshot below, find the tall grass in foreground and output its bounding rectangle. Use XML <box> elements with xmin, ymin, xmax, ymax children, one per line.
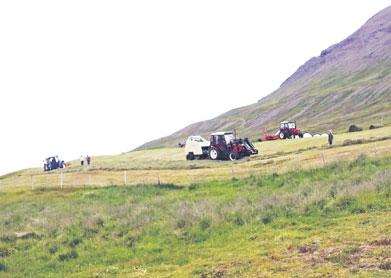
<box><xmin>0</xmin><ymin>155</ymin><xmax>390</xmax><ymax>277</ymax></box>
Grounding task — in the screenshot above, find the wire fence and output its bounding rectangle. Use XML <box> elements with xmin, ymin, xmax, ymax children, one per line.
<box><xmin>0</xmin><ymin>170</ymin><xmax>163</xmax><ymax>191</ymax></box>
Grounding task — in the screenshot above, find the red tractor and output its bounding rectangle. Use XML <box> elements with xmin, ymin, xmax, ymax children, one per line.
<box><xmin>208</xmin><ymin>132</ymin><xmax>258</xmax><ymax>161</ymax></box>
<box><xmin>278</xmin><ymin>121</ymin><xmax>303</xmax><ymax>139</ymax></box>
<box><xmin>263</xmin><ymin>121</ymin><xmax>303</xmax><ymax>141</ymax></box>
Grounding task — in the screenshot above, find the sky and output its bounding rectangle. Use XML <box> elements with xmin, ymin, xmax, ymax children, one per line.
<box><xmin>0</xmin><ymin>1</ymin><xmax>390</xmax><ymax>175</ymax></box>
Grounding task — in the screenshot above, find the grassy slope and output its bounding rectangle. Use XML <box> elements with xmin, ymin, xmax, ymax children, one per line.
<box><xmin>0</xmin><ymin>156</ymin><xmax>390</xmax><ymax>277</ymax></box>
<box><xmin>139</xmin><ymin>65</ymin><xmax>391</xmax><ymax>149</ymax></box>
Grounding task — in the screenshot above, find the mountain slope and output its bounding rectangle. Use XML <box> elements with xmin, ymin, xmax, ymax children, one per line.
<box><xmin>139</xmin><ymin>6</ymin><xmax>391</xmax><ymax>150</ymax></box>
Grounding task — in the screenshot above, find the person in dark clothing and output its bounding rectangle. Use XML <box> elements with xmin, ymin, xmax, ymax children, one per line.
<box><xmin>328</xmin><ymin>130</ymin><xmax>334</xmax><ymax>145</ymax></box>
<box><xmin>86</xmin><ymin>155</ymin><xmax>91</xmax><ymax>166</ymax></box>
<box><xmin>51</xmin><ymin>158</ymin><xmax>56</xmax><ymax>170</ymax></box>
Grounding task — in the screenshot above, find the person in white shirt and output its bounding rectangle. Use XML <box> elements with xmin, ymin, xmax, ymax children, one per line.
<box><xmin>43</xmin><ymin>159</ymin><xmax>47</xmax><ymax>171</ymax></box>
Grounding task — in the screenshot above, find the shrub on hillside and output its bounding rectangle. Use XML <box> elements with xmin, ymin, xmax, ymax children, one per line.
<box><xmin>48</xmin><ymin>245</ymin><xmax>58</xmax><ymax>254</ymax></box>
<box><xmin>0</xmin><ymin>234</ymin><xmax>16</xmax><ymax>243</ymax></box>
<box><xmin>369</xmin><ymin>124</ymin><xmax>382</xmax><ymax>130</ymax></box>
<box><xmin>335</xmin><ymin>196</ymin><xmax>355</xmax><ymax>210</ymax></box>
<box><xmin>199</xmin><ymin>218</ymin><xmax>211</xmax><ymax>231</ymax></box>
<box><xmin>68</xmin><ymin>237</ymin><xmax>83</xmax><ymax>247</ymax></box>
<box><xmin>261</xmin><ymin>214</ymin><xmax>273</xmax><ymax>225</ymax></box>
<box><xmin>58</xmin><ymin>250</ymin><xmax>78</xmax><ymax>261</ymax></box>
<box><xmin>348</xmin><ymin>124</ymin><xmax>363</xmax><ymax>132</ymax></box>
<box><xmin>0</xmin><ymin>262</ymin><xmax>6</xmax><ymax>272</ymax></box>
<box><xmin>233</xmin><ymin>215</ymin><xmax>245</xmax><ymax>226</ymax></box>
<box><xmin>342</xmin><ymin>139</ymin><xmax>364</xmax><ymax>146</ymax></box>
<box><xmin>0</xmin><ymin>247</ymin><xmax>12</xmax><ymax>258</ymax></box>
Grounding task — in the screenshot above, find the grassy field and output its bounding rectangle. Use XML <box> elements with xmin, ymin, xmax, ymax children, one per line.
<box><xmin>1</xmin><ymin>126</ymin><xmax>390</xmax><ymax>190</ymax></box>
<box><xmin>0</xmin><ymin>127</ymin><xmax>390</xmax><ymax>277</ymax></box>
<box><xmin>0</xmin><ymin>155</ymin><xmax>390</xmax><ymax>277</ymax></box>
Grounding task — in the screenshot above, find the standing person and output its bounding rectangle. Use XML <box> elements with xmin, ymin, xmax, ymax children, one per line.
<box><xmin>55</xmin><ymin>155</ymin><xmax>59</xmax><ymax>168</ymax></box>
<box><xmin>47</xmin><ymin>158</ymin><xmax>51</xmax><ymax>171</ymax></box>
<box><xmin>80</xmin><ymin>155</ymin><xmax>84</xmax><ymax>166</ymax></box>
<box><xmin>86</xmin><ymin>155</ymin><xmax>91</xmax><ymax>166</ymax></box>
<box><xmin>43</xmin><ymin>159</ymin><xmax>47</xmax><ymax>172</ymax></box>
<box><xmin>51</xmin><ymin>157</ymin><xmax>56</xmax><ymax>170</ymax></box>
<box><xmin>328</xmin><ymin>130</ymin><xmax>334</xmax><ymax>146</ymax></box>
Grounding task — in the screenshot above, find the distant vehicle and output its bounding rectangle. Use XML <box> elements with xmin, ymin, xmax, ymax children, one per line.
<box><xmin>44</xmin><ymin>156</ymin><xmax>65</xmax><ymax>172</ymax></box>
<box><xmin>185</xmin><ymin>136</ymin><xmax>210</xmax><ymax>160</ymax></box>
<box><xmin>264</xmin><ymin>120</ymin><xmax>303</xmax><ymax>140</ymax></box>
<box><xmin>185</xmin><ymin>132</ymin><xmax>258</xmax><ymax>161</ymax></box>
<box><xmin>279</xmin><ymin>121</ymin><xmax>303</xmax><ymax>139</ymax></box>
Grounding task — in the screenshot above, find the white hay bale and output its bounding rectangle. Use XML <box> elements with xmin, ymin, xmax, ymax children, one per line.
<box><xmin>321</xmin><ymin>133</ymin><xmax>328</xmax><ymax>137</ymax></box>
<box><xmin>313</xmin><ymin>134</ymin><xmax>321</xmax><ymax>137</ymax></box>
<box><xmin>303</xmin><ymin>133</ymin><xmax>312</xmax><ymax>138</ymax></box>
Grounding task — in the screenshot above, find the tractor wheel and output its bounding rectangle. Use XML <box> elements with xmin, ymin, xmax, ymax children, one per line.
<box><xmin>186</xmin><ymin>153</ymin><xmax>195</xmax><ymax>160</ymax></box>
<box><xmin>279</xmin><ymin>132</ymin><xmax>285</xmax><ymax>139</ymax></box>
<box><xmin>209</xmin><ymin>148</ymin><xmax>220</xmax><ymax>160</ymax></box>
<box><xmin>229</xmin><ymin>152</ymin><xmax>239</xmax><ymax>161</ymax></box>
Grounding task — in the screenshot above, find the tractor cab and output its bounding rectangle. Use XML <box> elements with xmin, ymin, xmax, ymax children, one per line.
<box><xmin>280</xmin><ymin>121</ymin><xmax>296</xmax><ymax>130</ymax></box>
<box><xmin>210</xmin><ymin>132</ymin><xmax>235</xmax><ymax>146</ymax></box>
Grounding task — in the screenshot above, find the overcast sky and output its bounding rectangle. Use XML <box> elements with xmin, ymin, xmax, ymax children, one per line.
<box><xmin>0</xmin><ymin>1</ymin><xmax>390</xmax><ymax>175</ymax></box>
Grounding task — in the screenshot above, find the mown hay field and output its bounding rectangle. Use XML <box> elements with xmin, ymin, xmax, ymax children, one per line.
<box><xmin>1</xmin><ymin>126</ymin><xmax>390</xmax><ymax>190</ymax></box>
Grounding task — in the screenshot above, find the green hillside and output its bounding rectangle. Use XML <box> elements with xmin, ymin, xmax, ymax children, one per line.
<box><xmin>0</xmin><ymin>156</ymin><xmax>390</xmax><ymax>277</ymax></box>
<box><xmin>0</xmin><ymin>127</ymin><xmax>390</xmax><ymax>277</ymax></box>
<box><xmin>139</xmin><ymin>6</ymin><xmax>391</xmax><ymax>150</ymax></box>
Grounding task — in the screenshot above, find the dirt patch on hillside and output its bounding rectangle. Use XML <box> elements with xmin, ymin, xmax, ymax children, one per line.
<box><xmin>370</xmin><ymin>238</ymin><xmax>391</xmax><ymax>246</ymax></box>
<box><xmin>299</xmin><ymin>238</ymin><xmax>391</xmax><ymax>273</ymax></box>
<box><xmin>200</xmin><ymin>261</ymin><xmax>252</xmax><ymax>278</ymax></box>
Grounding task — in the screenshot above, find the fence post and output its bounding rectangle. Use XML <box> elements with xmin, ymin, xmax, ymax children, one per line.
<box><xmin>157</xmin><ymin>174</ymin><xmax>161</xmax><ymax>186</ymax></box>
<box><xmin>124</xmin><ymin>170</ymin><xmax>127</xmax><ymax>185</ymax></box>
<box><xmin>321</xmin><ymin>151</ymin><xmax>326</xmax><ymax>166</ymax></box>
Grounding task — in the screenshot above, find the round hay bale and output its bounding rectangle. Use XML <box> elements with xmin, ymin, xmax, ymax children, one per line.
<box><xmin>348</xmin><ymin>124</ymin><xmax>363</xmax><ymax>132</ymax></box>
<box><xmin>321</xmin><ymin>133</ymin><xmax>328</xmax><ymax>137</ymax></box>
<box><xmin>303</xmin><ymin>133</ymin><xmax>312</xmax><ymax>138</ymax></box>
<box><xmin>313</xmin><ymin>134</ymin><xmax>321</xmax><ymax>137</ymax></box>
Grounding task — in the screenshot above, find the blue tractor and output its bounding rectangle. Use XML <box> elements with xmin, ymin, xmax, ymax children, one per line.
<box><xmin>44</xmin><ymin>156</ymin><xmax>65</xmax><ymax>172</ymax></box>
